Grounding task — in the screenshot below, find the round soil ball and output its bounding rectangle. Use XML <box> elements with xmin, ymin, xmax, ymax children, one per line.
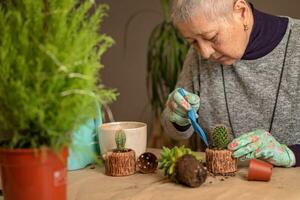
<box><xmin>175</xmin><ymin>154</ymin><xmax>207</xmax><ymax>187</ymax></box>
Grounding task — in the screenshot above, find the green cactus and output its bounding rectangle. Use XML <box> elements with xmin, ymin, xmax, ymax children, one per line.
<box><xmin>115</xmin><ymin>129</ymin><xmax>126</xmax><ymax>151</ymax></box>
<box><xmin>212</xmin><ymin>124</ymin><xmax>229</xmax><ymax>149</ymax></box>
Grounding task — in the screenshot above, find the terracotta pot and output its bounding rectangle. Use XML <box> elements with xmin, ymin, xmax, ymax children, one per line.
<box><xmin>0</xmin><ymin>147</ymin><xmax>68</xmax><ymax>200</ymax></box>
<box><xmin>248</xmin><ymin>159</ymin><xmax>273</xmax><ymax>181</ymax></box>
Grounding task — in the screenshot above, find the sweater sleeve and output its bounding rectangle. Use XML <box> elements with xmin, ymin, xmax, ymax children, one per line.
<box><xmin>288</xmin><ymin>144</ymin><xmax>300</xmax><ymax>167</ymax></box>
<box><xmin>161</xmin><ymin>109</ymin><xmax>194</xmax><ymax>140</ymax></box>
<box><xmin>161</xmin><ymin>47</ymin><xmax>199</xmax><ymax>140</ymax></box>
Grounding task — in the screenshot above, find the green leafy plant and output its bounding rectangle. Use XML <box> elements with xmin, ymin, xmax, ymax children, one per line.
<box><xmin>159</xmin><ymin>146</ymin><xmax>207</xmax><ymax>187</ymax></box>
<box><xmin>115</xmin><ymin>129</ymin><xmax>126</xmax><ymax>151</ymax></box>
<box><xmin>159</xmin><ymin>146</ymin><xmax>200</xmax><ymax>176</ymax></box>
<box><xmin>143</xmin><ymin>0</ymin><xmax>190</xmax><ymax>148</ymax></box>
<box><xmin>212</xmin><ymin>124</ymin><xmax>230</xmax><ymax>149</ymax></box>
<box><xmin>147</xmin><ymin>0</ymin><xmax>189</xmax><ymax>117</ymax></box>
<box><xmin>123</xmin><ymin>0</ymin><xmax>189</xmax><ymax>147</ymax></box>
<box><xmin>0</xmin><ymin>0</ymin><xmax>117</xmax><ymax>151</ymax></box>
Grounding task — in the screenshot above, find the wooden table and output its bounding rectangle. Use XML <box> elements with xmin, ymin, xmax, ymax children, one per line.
<box><xmin>68</xmin><ymin>148</ymin><xmax>300</xmax><ymax>200</ymax></box>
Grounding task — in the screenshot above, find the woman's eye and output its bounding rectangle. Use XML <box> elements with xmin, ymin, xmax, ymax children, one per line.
<box><xmin>204</xmin><ymin>35</ymin><xmax>217</xmax><ymax>43</ymax></box>
<box><xmin>209</xmin><ymin>35</ymin><xmax>217</xmax><ymax>42</ymax></box>
<box><xmin>189</xmin><ymin>40</ymin><xmax>197</xmax><ymax>46</ymax></box>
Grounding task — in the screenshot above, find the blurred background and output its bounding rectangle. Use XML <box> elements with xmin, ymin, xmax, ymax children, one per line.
<box><xmin>98</xmin><ymin>0</ymin><xmax>300</xmax><ymax>148</ymax></box>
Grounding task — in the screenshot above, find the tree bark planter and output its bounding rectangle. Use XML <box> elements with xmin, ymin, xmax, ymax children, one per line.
<box><xmin>105</xmin><ymin>149</ymin><xmax>136</xmax><ymax>176</ymax></box>
<box><xmin>205</xmin><ymin>148</ymin><xmax>237</xmax><ymax>175</ymax></box>
<box><xmin>0</xmin><ymin>147</ymin><xmax>68</xmax><ymax>200</ymax></box>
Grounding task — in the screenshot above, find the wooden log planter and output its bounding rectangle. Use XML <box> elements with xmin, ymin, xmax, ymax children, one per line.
<box><xmin>205</xmin><ymin>148</ymin><xmax>237</xmax><ymax>175</ymax></box>
<box><xmin>105</xmin><ymin>149</ymin><xmax>136</xmax><ymax>176</ymax></box>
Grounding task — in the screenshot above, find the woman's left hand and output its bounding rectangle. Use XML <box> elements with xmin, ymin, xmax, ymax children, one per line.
<box><xmin>227</xmin><ymin>129</ymin><xmax>295</xmax><ymax>167</ymax></box>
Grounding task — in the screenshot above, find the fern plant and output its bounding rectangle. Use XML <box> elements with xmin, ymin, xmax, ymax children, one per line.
<box><xmin>0</xmin><ymin>0</ymin><xmax>117</xmax><ymax>151</ymax></box>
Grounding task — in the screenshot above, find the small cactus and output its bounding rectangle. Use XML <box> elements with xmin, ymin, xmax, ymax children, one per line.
<box><xmin>212</xmin><ymin>124</ymin><xmax>229</xmax><ymax>149</ymax></box>
<box><xmin>115</xmin><ymin>129</ymin><xmax>126</xmax><ymax>151</ymax></box>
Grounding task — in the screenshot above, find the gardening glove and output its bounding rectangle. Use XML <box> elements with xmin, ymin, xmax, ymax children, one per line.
<box><xmin>228</xmin><ymin>129</ymin><xmax>296</xmax><ymax>167</ymax></box>
<box><xmin>165</xmin><ymin>88</ymin><xmax>200</xmax><ymax>126</ymax></box>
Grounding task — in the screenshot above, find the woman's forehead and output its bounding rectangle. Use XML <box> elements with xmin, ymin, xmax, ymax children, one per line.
<box><xmin>176</xmin><ymin>16</ymin><xmax>219</xmax><ymax>37</ymax></box>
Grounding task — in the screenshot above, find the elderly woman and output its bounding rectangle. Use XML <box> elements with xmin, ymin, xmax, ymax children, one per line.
<box><xmin>162</xmin><ymin>0</ymin><xmax>300</xmax><ymax>168</ymax></box>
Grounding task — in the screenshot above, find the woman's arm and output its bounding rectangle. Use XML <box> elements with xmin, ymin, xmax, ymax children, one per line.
<box><xmin>161</xmin><ymin>47</ymin><xmax>200</xmax><ymax>140</ymax></box>
<box><xmin>288</xmin><ymin>144</ymin><xmax>300</xmax><ymax>167</ymax></box>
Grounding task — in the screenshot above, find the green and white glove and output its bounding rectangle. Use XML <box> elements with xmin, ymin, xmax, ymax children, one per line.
<box><xmin>228</xmin><ymin>129</ymin><xmax>296</xmax><ymax>167</ymax></box>
<box><xmin>165</xmin><ymin>88</ymin><xmax>200</xmax><ymax>126</ymax></box>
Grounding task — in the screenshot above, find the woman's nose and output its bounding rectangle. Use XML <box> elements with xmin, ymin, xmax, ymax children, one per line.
<box><xmin>195</xmin><ymin>41</ymin><xmax>214</xmax><ymax>59</ymax></box>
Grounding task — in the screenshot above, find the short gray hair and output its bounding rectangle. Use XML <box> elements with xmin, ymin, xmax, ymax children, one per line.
<box><xmin>171</xmin><ymin>0</ymin><xmax>237</xmax><ymax>23</ymax></box>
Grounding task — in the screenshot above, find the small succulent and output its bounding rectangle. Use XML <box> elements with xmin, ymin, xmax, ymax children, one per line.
<box><xmin>159</xmin><ymin>146</ymin><xmax>207</xmax><ymax>187</ymax></box>
<box><xmin>212</xmin><ymin>124</ymin><xmax>229</xmax><ymax>149</ymax></box>
<box><xmin>159</xmin><ymin>146</ymin><xmax>198</xmax><ymax>177</ymax></box>
<box><xmin>115</xmin><ymin>129</ymin><xmax>126</xmax><ymax>151</ymax></box>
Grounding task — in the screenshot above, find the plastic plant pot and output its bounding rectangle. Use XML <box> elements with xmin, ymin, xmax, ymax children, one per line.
<box><xmin>0</xmin><ymin>148</ymin><xmax>68</xmax><ymax>200</ymax></box>
<box><xmin>248</xmin><ymin>159</ymin><xmax>273</xmax><ymax>181</ymax></box>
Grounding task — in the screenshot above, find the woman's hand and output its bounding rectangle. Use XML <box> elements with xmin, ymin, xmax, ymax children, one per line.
<box><xmin>228</xmin><ymin>129</ymin><xmax>295</xmax><ymax>167</ymax></box>
<box><xmin>165</xmin><ymin>88</ymin><xmax>200</xmax><ymax>126</ymax></box>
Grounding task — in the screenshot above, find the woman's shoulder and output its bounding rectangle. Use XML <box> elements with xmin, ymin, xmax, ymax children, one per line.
<box><xmin>184</xmin><ymin>47</ymin><xmax>200</xmax><ymax>66</ymax></box>
<box><xmin>282</xmin><ymin>17</ymin><xmax>300</xmax><ymax>49</ymax></box>
<box><xmin>284</xmin><ymin>17</ymin><xmax>300</xmax><ymax>64</ymax></box>
<box><xmin>287</xmin><ymin>17</ymin><xmax>300</xmax><ymax>31</ymax></box>
<box><xmin>186</xmin><ymin>47</ymin><xmax>198</xmax><ymax>58</ymax></box>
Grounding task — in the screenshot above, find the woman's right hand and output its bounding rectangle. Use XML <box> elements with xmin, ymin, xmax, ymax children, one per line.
<box><xmin>165</xmin><ymin>88</ymin><xmax>200</xmax><ymax>126</ymax></box>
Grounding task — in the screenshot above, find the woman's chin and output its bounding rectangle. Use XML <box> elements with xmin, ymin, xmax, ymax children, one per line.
<box><xmin>218</xmin><ymin>58</ymin><xmax>237</xmax><ymax>66</ymax></box>
<box><xmin>222</xmin><ymin>59</ymin><xmax>236</xmax><ymax>66</ymax></box>
<box><xmin>212</xmin><ymin>56</ymin><xmax>237</xmax><ymax>66</ymax></box>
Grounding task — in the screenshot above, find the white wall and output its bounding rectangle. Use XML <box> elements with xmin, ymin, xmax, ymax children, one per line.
<box><xmin>250</xmin><ymin>0</ymin><xmax>300</xmax><ymax>18</ymax></box>
<box><xmin>99</xmin><ymin>0</ymin><xmax>162</xmax><ymax>129</ymax></box>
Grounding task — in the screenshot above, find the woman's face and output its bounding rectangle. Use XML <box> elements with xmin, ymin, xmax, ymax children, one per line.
<box><xmin>176</xmin><ymin>6</ymin><xmax>252</xmax><ymax>66</ymax></box>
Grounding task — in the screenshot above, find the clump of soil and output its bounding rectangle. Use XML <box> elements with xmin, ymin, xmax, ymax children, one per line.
<box><xmin>113</xmin><ymin>149</ymin><xmax>130</xmax><ymax>153</ymax></box>
<box><xmin>175</xmin><ymin>154</ymin><xmax>207</xmax><ymax>187</ymax></box>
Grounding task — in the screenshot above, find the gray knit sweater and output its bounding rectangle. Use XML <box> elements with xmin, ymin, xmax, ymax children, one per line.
<box><xmin>162</xmin><ymin>17</ymin><xmax>300</xmax><ymax>148</ymax></box>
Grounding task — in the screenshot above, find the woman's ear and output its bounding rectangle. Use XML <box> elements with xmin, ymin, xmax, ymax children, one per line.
<box><xmin>232</xmin><ymin>0</ymin><xmax>249</xmax><ymax>21</ymax></box>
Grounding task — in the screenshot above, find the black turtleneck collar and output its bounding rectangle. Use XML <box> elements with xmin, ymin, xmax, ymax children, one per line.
<box><xmin>241</xmin><ymin>4</ymin><xmax>288</xmax><ymax>60</ymax></box>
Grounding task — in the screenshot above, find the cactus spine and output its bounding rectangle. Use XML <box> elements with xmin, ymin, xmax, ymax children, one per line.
<box><xmin>115</xmin><ymin>129</ymin><xmax>126</xmax><ymax>151</ymax></box>
<box><xmin>212</xmin><ymin>124</ymin><xmax>229</xmax><ymax>149</ymax></box>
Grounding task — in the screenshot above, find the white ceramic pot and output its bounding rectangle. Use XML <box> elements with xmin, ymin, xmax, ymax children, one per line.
<box><xmin>99</xmin><ymin>121</ymin><xmax>147</xmax><ymax>159</ymax></box>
